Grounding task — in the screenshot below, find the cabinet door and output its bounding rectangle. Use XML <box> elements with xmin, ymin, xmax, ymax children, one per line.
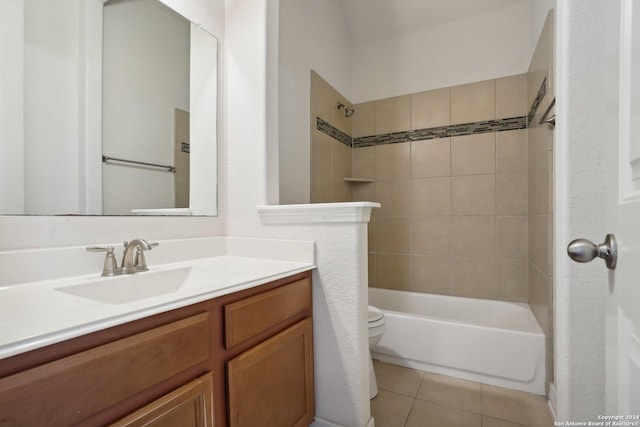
<box><xmin>227</xmin><ymin>318</ymin><xmax>314</xmax><ymax>427</ymax></box>
<box><xmin>111</xmin><ymin>372</ymin><xmax>214</xmax><ymax>427</ymax></box>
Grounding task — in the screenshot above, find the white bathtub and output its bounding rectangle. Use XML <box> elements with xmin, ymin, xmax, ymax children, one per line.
<box><xmin>369</xmin><ymin>288</ymin><xmax>546</xmax><ymax>395</ymax></box>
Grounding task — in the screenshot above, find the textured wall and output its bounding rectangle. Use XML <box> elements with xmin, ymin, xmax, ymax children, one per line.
<box><xmin>527</xmin><ymin>11</ymin><xmax>555</xmax><ymax>395</ymax></box>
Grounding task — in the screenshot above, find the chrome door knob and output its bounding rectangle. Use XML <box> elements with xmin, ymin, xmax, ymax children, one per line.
<box><xmin>567</xmin><ymin>234</ymin><xmax>617</xmax><ymax>270</ymax></box>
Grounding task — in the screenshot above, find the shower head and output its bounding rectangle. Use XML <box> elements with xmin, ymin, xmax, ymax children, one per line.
<box><xmin>337</xmin><ymin>102</ymin><xmax>355</xmax><ymax>118</ymax></box>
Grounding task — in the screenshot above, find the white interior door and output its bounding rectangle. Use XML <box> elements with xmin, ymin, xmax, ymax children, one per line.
<box><xmin>606</xmin><ymin>0</ymin><xmax>640</xmax><ymax>415</ymax></box>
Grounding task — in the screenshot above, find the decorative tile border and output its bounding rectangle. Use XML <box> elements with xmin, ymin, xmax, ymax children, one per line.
<box><xmin>316</xmin><ymin>118</ymin><xmax>352</xmax><ymax>147</ymax></box>
<box><xmin>527</xmin><ymin>77</ymin><xmax>547</xmax><ymax>125</ymax></box>
<box><xmin>315</xmin><ymin>115</ymin><xmax>526</xmax><ymax>148</ymax></box>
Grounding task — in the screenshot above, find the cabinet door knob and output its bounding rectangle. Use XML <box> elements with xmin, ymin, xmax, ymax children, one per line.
<box><xmin>567</xmin><ymin>234</ymin><xmax>617</xmax><ymax>270</ymax></box>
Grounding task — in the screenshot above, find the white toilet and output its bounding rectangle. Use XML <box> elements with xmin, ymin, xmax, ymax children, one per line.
<box><xmin>368</xmin><ymin>305</ymin><xmax>386</xmax><ymax>399</ymax></box>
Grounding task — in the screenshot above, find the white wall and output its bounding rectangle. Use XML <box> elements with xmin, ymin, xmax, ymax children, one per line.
<box><xmin>23</xmin><ymin>0</ymin><xmax>82</xmax><ymax>214</ymax></box>
<box><xmin>278</xmin><ymin>0</ymin><xmax>354</xmax><ymax>204</ymax></box>
<box><xmin>530</xmin><ymin>0</ymin><xmax>556</xmax><ymax>59</ymax></box>
<box><xmin>351</xmin><ymin>2</ymin><xmax>531</xmax><ymax>103</ymax></box>
<box><xmin>189</xmin><ymin>24</ymin><xmax>219</xmax><ymax>215</ymax></box>
<box><xmin>102</xmin><ymin>0</ymin><xmax>190</xmax><ymax>214</ymax></box>
<box><xmin>0</xmin><ymin>0</ymin><xmax>25</xmax><ymax>214</ymax></box>
<box><xmin>0</xmin><ymin>0</ymin><xmax>226</xmax><ymax>251</ymax></box>
<box><xmin>555</xmin><ymin>0</ymin><xmax>609</xmax><ymax>420</ymax></box>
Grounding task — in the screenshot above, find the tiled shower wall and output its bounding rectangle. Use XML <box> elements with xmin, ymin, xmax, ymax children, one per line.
<box><xmin>309</xmin><ymin>12</ymin><xmax>555</xmax><ymax>394</ymax></box>
<box><xmin>310</xmin><ymin>72</ymin><xmax>353</xmax><ymax>203</ymax></box>
<box><xmin>527</xmin><ymin>11</ymin><xmax>555</xmax><ymax>391</ymax></box>
<box><xmin>350</xmin><ymin>76</ymin><xmax>529</xmax><ymax>302</ymax></box>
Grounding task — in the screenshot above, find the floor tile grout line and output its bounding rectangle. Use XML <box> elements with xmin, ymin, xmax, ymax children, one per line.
<box><xmin>402</xmin><ymin>395</ymin><xmax>417</xmax><ymax>427</ymax></box>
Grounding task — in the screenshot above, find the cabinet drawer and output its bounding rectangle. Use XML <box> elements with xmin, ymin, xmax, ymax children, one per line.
<box><xmin>110</xmin><ymin>372</ymin><xmax>214</xmax><ymax>427</ymax></box>
<box><xmin>224</xmin><ymin>278</ymin><xmax>311</xmax><ymax>348</ymax></box>
<box><xmin>0</xmin><ymin>312</ymin><xmax>210</xmax><ymax>426</ymax></box>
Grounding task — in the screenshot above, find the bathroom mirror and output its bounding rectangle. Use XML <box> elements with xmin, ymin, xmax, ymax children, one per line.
<box><xmin>0</xmin><ymin>0</ymin><xmax>218</xmax><ymax>216</ymax></box>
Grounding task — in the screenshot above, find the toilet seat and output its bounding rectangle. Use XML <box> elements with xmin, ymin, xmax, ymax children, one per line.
<box><xmin>368</xmin><ymin>305</ymin><xmax>384</xmax><ymax>323</ymax></box>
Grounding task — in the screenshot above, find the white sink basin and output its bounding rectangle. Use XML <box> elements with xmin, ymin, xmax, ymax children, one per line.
<box><xmin>56</xmin><ymin>267</ymin><xmax>196</xmax><ymax>305</ymax></box>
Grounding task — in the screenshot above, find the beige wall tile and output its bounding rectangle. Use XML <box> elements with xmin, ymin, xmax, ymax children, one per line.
<box><xmin>332</xmin><ymin>179</ymin><xmax>352</xmax><ymax>202</ymax></box>
<box><xmin>496</xmin><ymin>216</ymin><xmax>528</xmax><ymax>259</ymax></box>
<box><xmin>451</xmin><ymin>257</ymin><xmax>497</xmax><ymax>299</ymax></box>
<box><xmin>537</xmin><ymin>119</ymin><xmax>554</xmax><ymax>156</ymax></box>
<box><xmin>535</xmin><ymin>214</ymin><xmax>552</xmax><ymax>276</ymax></box>
<box><xmin>417</xmin><ymin>372</ymin><xmax>481</xmax><ymax>414</ymax></box>
<box><xmin>411</xmin><ymin>255</ymin><xmax>451</xmax><ymax>295</ymax></box>
<box><xmin>353</xmin><ymin>146</ymin><xmax>375</xmax><ymax>179</ymax></box>
<box><xmin>546</xmin><ymin>214</ymin><xmax>554</xmax><ymax>276</ymax></box>
<box><xmin>412</xmin><ymin>216</ymin><xmax>451</xmax><ymax>255</ymax></box>
<box><xmin>535</xmin><ymin>151</ymin><xmax>552</xmax><ymax>214</ymax></box>
<box><xmin>332</xmin><ymin>97</ymin><xmax>353</xmax><ymax>137</ymax></box>
<box><xmin>451</xmin><ymin>174</ymin><xmax>495</xmax><ymax>215</ymax></box>
<box><xmin>411</xmin><ymin>138</ymin><xmax>451</xmax><ymax>178</ymax></box>
<box><xmin>450</xmin><ymin>216</ymin><xmax>496</xmax><ymax>257</ymax></box>
<box><xmin>496</xmin><ymin>129</ymin><xmax>526</xmax><ymax>173</ymax></box>
<box><xmin>375</xmin><ymin>95</ymin><xmax>411</xmax><ymax>134</ymax></box>
<box><xmin>352</xmin><ymin>101</ymin><xmax>375</xmax><ymax>138</ymax></box>
<box><xmin>528</xmin><ymin>213</ymin><xmax>538</xmax><ymax>266</ymax></box>
<box><xmin>376</xmin><ymin>217</ymin><xmax>411</xmax><ymax>254</ymax></box>
<box><xmin>528</xmin><ymin>262</ymin><xmax>537</xmax><ymax>310</ymax></box>
<box><xmin>368</xmin><ymin>217</ymin><xmax>375</xmax><ymax>252</ymax></box>
<box><xmin>376</xmin><ymin>179</ymin><xmax>411</xmax><ymax>216</ymax></box>
<box><xmin>496</xmin><ymin>74</ymin><xmax>527</xmax><ymax>119</ymax></box>
<box><xmin>332</xmin><ymin>140</ymin><xmax>352</xmax><ymax>180</ymax></box>
<box><xmin>368</xmin><ymin>252</ymin><xmax>376</xmax><ymax>286</ymax></box>
<box><xmin>376</xmin><ymin>254</ymin><xmax>411</xmax><ymax>290</ymax></box>
<box><xmin>310</xmin><ymin>71</ymin><xmax>335</xmax><ymax>121</ymax></box>
<box><xmin>405</xmin><ymin>399</ymin><xmax>481</xmax><ymax>427</ymax></box>
<box><xmin>527</xmin><ymin>163</ymin><xmax>537</xmax><ymax>215</ymax></box>
<box><xmin>451</xmin><ymin>133</ymin><xmax>496</xmax><ymax>176</ymax></box>
<box><xmin>310</xmin><ymin>172</ymin><xmax>333</xmax><ymax>203</ymax></box>
<box><xmin>352</xmin><ymin>181</ymin><xmax>376</xmax><ymax>203</ymax></box>
<box><xmin>496</xmin><ymin>172</ymin><xmax>527</xmax><ymax>215</ymax></box>
<box><xmin>530</xmin><ymin>267</ymin><xmax>551</xmax><ymax>336</ymax></box>
<box><xmin>311</xmin><ymin>131</ymin><xmax>333</xmax><ymax>174</ymax></box>
<box><xmin>376</xmin><ymin>142</ymin><xmax>411</xmax><ymax>180</ymax></box>
<box><xmin>410</xmin><ymin>87</ymin><xmax>451</xmax><ymax>129</ymax></box>
<box><xmin>527</xmin><ymin>126</ymin><xmax>538</xmax><ymax>168</ymax></box>
<box><xmin>412</xmin><ymin>177</ymin><xmax>451</xmax><ymax>215</ymax></box>
<box><xmin>451</xmin><ymin>79</ymin><xmax>495</xmax><ymax>124</ymax></box>
<box><xmin>496</xmin><ymin>259</ymin><xmax>529</xmax><ymax>302</ymax></box>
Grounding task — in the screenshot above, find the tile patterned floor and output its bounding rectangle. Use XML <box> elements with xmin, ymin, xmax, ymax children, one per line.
<box><xmin>371</xmin><ymin>361</ymin><xmax>555</xmax><ymax>427</ymax></box>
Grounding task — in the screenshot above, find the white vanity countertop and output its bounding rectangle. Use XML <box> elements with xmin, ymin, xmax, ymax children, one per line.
<box><xmin>0</xmin><ymin>237</ymin><xmax>315</xmax><ymax>359</ymax></box>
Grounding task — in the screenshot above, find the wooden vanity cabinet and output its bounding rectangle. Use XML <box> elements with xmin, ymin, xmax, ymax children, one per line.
<box><xmin>224</xmin><ymin>277</ymin><xmax>314</xmax><ymax>427</ymax></box>
<box><xmin>0</xmin><ymin>270</ymin><xmax>313</xmax><ymax>427</ymax></box>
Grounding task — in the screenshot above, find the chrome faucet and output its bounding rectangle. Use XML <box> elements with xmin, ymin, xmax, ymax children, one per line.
<box><xmin>87</xmin><ymin>238</ymin><xmax>158</xmax><ymax>276</ymax></box>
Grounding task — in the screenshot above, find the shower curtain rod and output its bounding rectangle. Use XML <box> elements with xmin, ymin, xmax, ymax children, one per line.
<box><xmin>538</xmin><ymin>97</ymin><xmax>556</xmax><ymax>127</ymax></box>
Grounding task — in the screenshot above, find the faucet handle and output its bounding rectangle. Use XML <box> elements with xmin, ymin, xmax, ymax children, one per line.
<box><xmin>133</xmin><ymin>242</ymin><xmax>158</xmax><ymax>271</ymax></box>
<box><xmin>86</xmin><ymin>246</ymin><xmax>118</xmax><ymax>276</ymax></box>
<box><xmin>87</xmin><ymin>246</ymin><xmax>112</xmax><ymax>252</ymax></box>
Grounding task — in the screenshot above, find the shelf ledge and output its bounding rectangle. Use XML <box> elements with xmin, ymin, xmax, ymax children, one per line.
<box><xmin>343</xmin><ymin>178</ymin><xmax>374</xmax><ymax>183</ymax></box>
